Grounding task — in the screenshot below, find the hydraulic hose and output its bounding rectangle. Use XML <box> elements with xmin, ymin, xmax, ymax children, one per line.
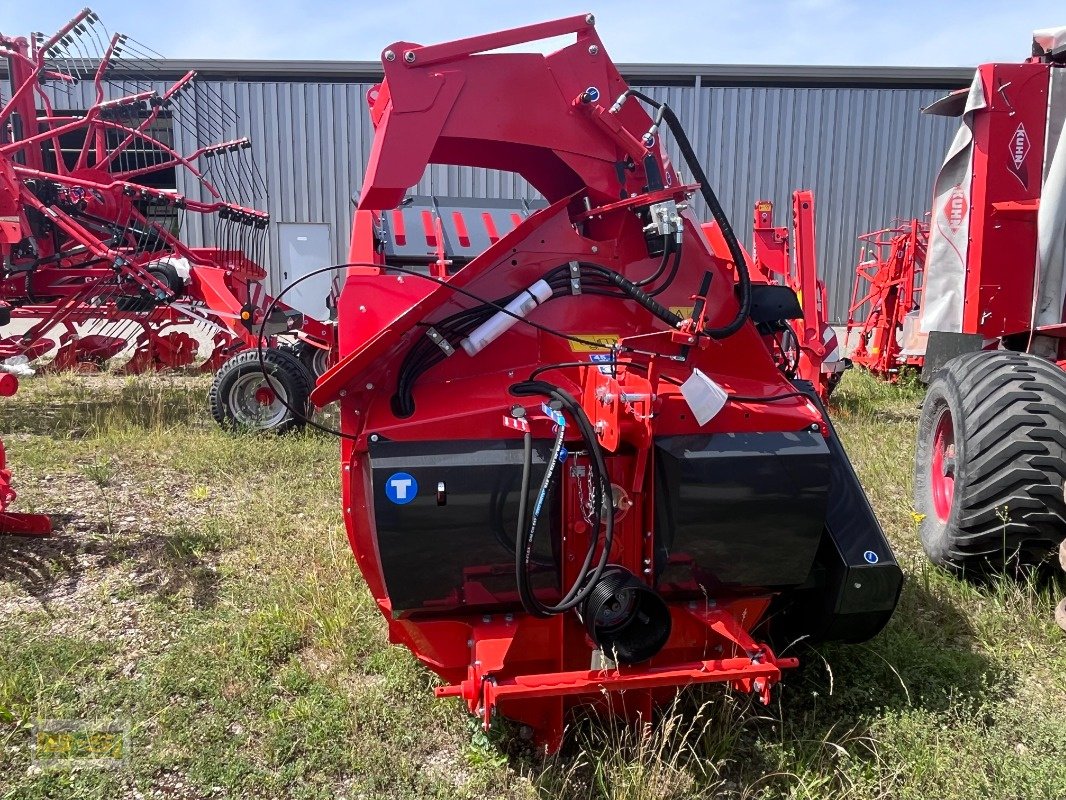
<box><xmin>658</xmin><ymin>102</ymin><xmax>750</xmax><ymax>337</ymax></box>
<box><xmin>509</xmin><ymin>380</ymin><xmax>614</xmax><ymax>618</ymax></box>
<box><xmin>611</xmin><ymin>90</ymin><xmax>751</xmax><ymax>338</ymax></box>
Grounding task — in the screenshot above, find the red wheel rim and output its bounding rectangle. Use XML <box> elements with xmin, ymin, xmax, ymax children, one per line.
<box><xmin>930</xmin><ymin>408</ymin><xmax>956</xmax><ymax>521</ymax></box>
<box><xmin>254</xmin><ymin>385</ymin><xmax>276</xmax><ymax>406</ymax></box>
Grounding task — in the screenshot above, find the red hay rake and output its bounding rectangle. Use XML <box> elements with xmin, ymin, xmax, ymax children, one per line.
<box><xmin>0</xmin><ymin>8</ymin><xmax>333</xmax><ymax>533</ymax></box>
<box><xmin>844</xmin><ymin>219</ymin><xmax>928</xmax><ymax>379</ymax></box>
<box><xmin>0</xmin><ymin>8</ymin><xmax>328</xmax><ymax>375</ymax></box>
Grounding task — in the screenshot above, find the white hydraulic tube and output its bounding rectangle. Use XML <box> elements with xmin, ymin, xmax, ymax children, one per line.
<box><xmin>460</xmin><ymin>279</ymin><xmax>553</xmax><ymax>356</ymax></box>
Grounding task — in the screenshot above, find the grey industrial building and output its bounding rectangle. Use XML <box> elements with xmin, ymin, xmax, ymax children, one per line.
<box><xmin>56</xmin><ymin>60</ymin><xmax>973</xmax><ymax>322</ymax></box>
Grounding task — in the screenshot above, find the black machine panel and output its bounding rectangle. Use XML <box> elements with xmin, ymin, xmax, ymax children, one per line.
<box><xmin>772</xmin><ymin>383</ymin><xmax>904</xmax><ymax>644</ymax></box>
<box><xmin>368</xmin><ymin>438</ymin><xmax>557</xmax><ymax>613</ymax></box>
<box><xmin>654</xmin><ymin>431</ymin><xmax>831</xmax><ymax>593</ymax></box>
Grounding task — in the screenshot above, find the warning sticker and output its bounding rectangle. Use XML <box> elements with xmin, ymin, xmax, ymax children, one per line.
<box><xmin>670</xmin><ymin>306</ymin><xmax>694</xmax><ymax>319</ymax></box>
<box><xmin>568</xmin><ymin>334</ymin><xmax>619</xmax><ymax>352</ymax></box>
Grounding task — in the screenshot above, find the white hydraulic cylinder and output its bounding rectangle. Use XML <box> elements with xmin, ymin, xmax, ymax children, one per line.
<box><xmin>460</xmin><ymin>279</ymin><xmax>553</xmax><ymax>356</ymax></box>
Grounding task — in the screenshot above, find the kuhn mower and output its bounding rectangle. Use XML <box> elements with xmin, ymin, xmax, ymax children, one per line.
<box><xmin>908</xmin><ymin>27</ymin><xmax>1066</xmax><ymax>588</ymax></box>
<box><xmin>312</xmin><ymin>14</ymin><xmax>902</xmax><ymax>749</ymax></box>
<box><xmin>0</xmin><ymin>9</ymin><xmax>331</xmax><ymax>434</ymax></box>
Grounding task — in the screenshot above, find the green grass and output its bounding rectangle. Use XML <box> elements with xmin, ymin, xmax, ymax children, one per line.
<box><xmin>0</xmin><ymin>369</ymin><xmax>1063</xmax><ymax>799</ymax></box>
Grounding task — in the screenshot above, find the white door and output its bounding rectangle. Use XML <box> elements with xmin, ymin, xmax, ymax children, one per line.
<box><xmin>278</xmin><ymin>223</ymin><xmax>332</xmax><ymax>321</ymax></box>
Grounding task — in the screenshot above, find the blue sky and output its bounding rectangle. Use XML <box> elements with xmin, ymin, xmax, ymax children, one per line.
<box><xmin>2</xmin><ymin>1</ymin><xmax>1063</xmax><ymax>66</ymax></box>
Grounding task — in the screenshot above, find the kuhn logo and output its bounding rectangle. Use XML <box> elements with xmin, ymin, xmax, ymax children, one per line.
<box><xmin>944</xmin><ymin>185</ymin><xmax>968</xmax><ymax>233</ymax></box>
<box><xmin>1007</xmin><ymin>123</ymin><xmax>1031</xmax><ymax>188</ymax></box>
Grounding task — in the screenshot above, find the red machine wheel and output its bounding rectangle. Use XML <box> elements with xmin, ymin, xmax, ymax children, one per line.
<box><xmin>929</xmin><ymin>407</ymin><xmax>955</xmax><ymax>521</ymax></box>
<box><xmin>914</xmin><ymin>350</ymin><xmax>1066</xmax><ymax>572</ymax></box>
<box><xmin>209</xmin><ymin>347</ymin><xmax>313</xmax><ymax>434</ymax></box>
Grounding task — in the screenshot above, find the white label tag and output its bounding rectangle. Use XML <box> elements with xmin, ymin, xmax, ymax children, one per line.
<box><xmin>679</xmin><ymin>368</ymin><xmax>728</xmax><ymax>426</ymax></box>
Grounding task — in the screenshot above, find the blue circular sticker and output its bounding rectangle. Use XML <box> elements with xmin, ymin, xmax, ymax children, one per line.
<box><xmin>384</xmin><ymin>472</ymin><xmax>418</xmax><ymax>505</ymax></box>
<box><xmin>863</xmin><ymin>550</ymin><xmax>879</xmax><ymax>564</ymax></box>
<box><xmin>585</xmin><ymin>86</ymin><xmax>600</xmax><ymax>102</ymax></box>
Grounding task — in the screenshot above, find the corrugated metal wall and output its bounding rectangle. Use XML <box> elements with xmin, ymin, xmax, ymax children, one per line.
<box><xmin>46</xmin><ymin>76</ymin><xmax>962</xmax><ymax>322</ymax></box>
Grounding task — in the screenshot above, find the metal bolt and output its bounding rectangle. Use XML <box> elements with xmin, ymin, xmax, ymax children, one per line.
<box><xmin>366</xmin><ymin>382</ymin><xmax>374</xmax><ymax>390</ymax></box>
<box><xmin>504</xmin><ymin>613</ymin><xmax>514</xmax><ymax>623</ymax></box>
<box><xmin>359</xmin><ymin>305</ymin><xmax>366</xmax><ymax>312</ymax></box>
<box><xmin>591</xmin><ymin>245</ymin><xmax>599</xmax><ymax>253</ymax></box>
<box><xmin>588</xmin><ymin>45</ymin><xmax>599</xmax><ymax>56</ymax></box>
<box><xmin>482</xmin><ymin>615</ymin><xmax>492</xmax><ymax>623</ymax></box>
<box><xmin>753</xmin><ymin>678</ymin><xmax>765</xmax><ymax>693</ymax></box>
<box><xmin>369</xmin><ymin>434</ymin><xmax>379</xmax><ymax>442</ymax></box>
<box><xmin>339</xmin><ymin>389</ymin><xmax>347</xmax><ymax>397</ymax></box>
<box><xmin>404</xmin><ymin>51</ymin><xmax>416</xmax><ymax>63</ymax></box>
<box><xmin>585</xmin><ymin>13</ymin><xmax>595</xmax><ymax>24</ymax></box>
<box><xmin>383</xmin><ymin>49</ymin><xmax>395</xmax><ymax>61</ymax></box>
<box><xmin>467</xmin><ymin>639</ymin><xmax>474</xmax><ymax>647</ymax></box>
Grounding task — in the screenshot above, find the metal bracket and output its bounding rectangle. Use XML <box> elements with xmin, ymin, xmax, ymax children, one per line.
<box><xmin>569</xmin><ymin>261</ymin><xmax>581</xmax><ymax>295</ymax></box>
<box><xmin>426</xmin><ymin>327</ymin><xmax>455</xmax><ymax>356</ymax></box>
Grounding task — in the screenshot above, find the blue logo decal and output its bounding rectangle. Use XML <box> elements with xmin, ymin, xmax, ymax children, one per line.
<box><xmin>863</xmin><ymin>550</ymin><xmax>879</xmax><ymax>564</ymax></box>
<box><xmin>585</xmin><ymin>86</ymin><xmax>600</xmax><ymax>102</ymax></box>
<box><xmin>385</xmin><ymin>472</ymin><xmax>418</xmax><ymax>505</ymax></box>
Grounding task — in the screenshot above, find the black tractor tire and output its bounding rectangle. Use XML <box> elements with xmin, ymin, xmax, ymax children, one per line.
<box><xmin>914</xmin><ymin>350</ymin><xmax>1066</xmax><ymax>573</ymax></box>
<box><xmin>209</xmin><ymin>347</ymin><xmax>314</xmax><ymax>434</ymax></box>
<box><xmin>293</xmin><ymin>340</ymin><xmax>331</xmax><ymax>379</ymax></box>
<box><xmin>116</xmin><ymin>263</ymin><xmax>185</xmax><ymax>312</ymax></box>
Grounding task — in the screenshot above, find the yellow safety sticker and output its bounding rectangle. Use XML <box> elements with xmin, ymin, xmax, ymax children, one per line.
<box><xmin>568</xmin><ymin>334</ymin><xmax>620</xmax><ymax>352</ymax></box>
<box><xmin>670</xmin><ymin>306</ymin><xmax>694</xmax><ymax>318</ymax></box>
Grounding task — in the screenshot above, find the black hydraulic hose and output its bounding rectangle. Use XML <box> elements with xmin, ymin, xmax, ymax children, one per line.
<box><xmin>657</xmin><ymin>102</ymin><xmax>750</xmax><ymax>338</ymax></box>
<box><xmin>633</xmin><ymin>236</ymin><xmax>674</xmax><ymax>288</ymax></box>
<box><xmin>542</xmin><ymin>261</ymin><xmax>683</xmax><ymax>328</ymax></box>
<box><xmin>509</xmin><ymin>380</ymin><xmax>614</xmax><ymax>618</ymax></box>
<box><xmin>647</xmin><ymin>237</ymin><xmax>683</xmax><ymax>299</ymax></box>
<box><xmin>611</xmin><ymin>90</ymin><xmax>751</xmax><ymax>338</ymax></box>
<box><xmin>586</xmin><ymin>265</ymin><xmax>682</xmax><ymax>327</ymax></box>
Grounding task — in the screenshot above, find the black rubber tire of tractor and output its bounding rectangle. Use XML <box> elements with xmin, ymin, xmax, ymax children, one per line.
<box><xmin>209</xmin><ymin>347</ymin><xmax>314</xmax><ymax>434</ymax></box>
<box><xmin>914</xmin><ymin>350</ymin><xmax>1066</xmax><ymax>573</ymax></box>
<box><xmin>293</xmin><ymin>340</ymin><xmax>330</xmax><ymax>379</ymax></box>
<box><xmin>116</xmin><ymin>263</ymin><xmax>184</xmax><ymax>313</ymax></box>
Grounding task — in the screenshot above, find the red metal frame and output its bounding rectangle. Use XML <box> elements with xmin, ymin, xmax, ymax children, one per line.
<box><xmin>321</xmin><ymin>14</ymin><xmax>828</xmax><ymax>751</ymax></box>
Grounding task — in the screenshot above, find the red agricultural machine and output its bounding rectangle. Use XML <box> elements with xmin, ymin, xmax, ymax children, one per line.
<box><xmin>744</xmin><ymin>190</ymin><xmax>847</xmax><ymax>401</ymax></box>
<box><xmin>311</xmin><ymin>14</ymin><xmax>902</xmax><ymax>750</ymax></box>
<box><xmin>833</xmin><ymin>27</ymin><xmax>1066</xmax><ymax>621</ymax></box>
<box><xmin>0</xmin><ymin>9</ymin><xmax>332</xmax><ymax>438</ymax></box>
<box><xmin>844</xmin><ymin>218</ymin><xmax>928</xmax><ymax>380</ymax></box>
